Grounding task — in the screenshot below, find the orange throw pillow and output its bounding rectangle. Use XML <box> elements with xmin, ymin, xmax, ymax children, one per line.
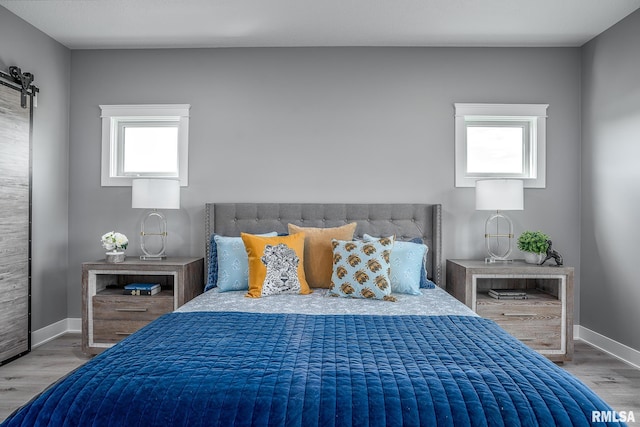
<box><xmin>288</xmin><ymin>223</ymin><xmax>357</xmax><ymax>288</ymax></box>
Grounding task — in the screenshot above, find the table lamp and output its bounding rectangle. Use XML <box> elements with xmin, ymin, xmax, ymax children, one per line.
<box><xmin>475</xmin><ymin>179</ymin><xmax>524</xmax><ymax>263</ymax></box>
<box><xmin>131</xmin><ymin>178</ymin><xmax>180</xmax><ymax>260</ymax></box>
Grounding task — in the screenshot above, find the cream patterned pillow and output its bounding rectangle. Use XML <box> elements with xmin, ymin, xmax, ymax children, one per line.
<box><xmin>328</xmin><ymin>236</ymin><xmax>396</xmax><ymax>301</ymax></box>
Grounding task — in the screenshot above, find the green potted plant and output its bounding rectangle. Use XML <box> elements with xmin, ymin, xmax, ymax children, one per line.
<box><xmin>517</xmin><ymin>231</ymin><xmax>550</xmax><ymax>264</ymax></box>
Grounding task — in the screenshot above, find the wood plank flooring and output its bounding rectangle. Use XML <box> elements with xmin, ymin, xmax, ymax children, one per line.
<box><xmin>562</xmin><ymin>341</ymin><xmax>640</xmax><ymax>415</ymax></box>
<box><xmin>1</xmin><ymin>335</ymin><xmax>639</xmax><ymax>422</ymax></box>
<box><xmin>0</xmin><ymin>334</ymin><xmax>90</xmax><ymax>422</ymax></box>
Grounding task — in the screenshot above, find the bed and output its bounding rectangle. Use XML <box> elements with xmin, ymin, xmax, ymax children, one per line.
<box><xmin>2</xmin><ymin>203</ymin><xmax>623</xmax><ymax>426</ymax></box>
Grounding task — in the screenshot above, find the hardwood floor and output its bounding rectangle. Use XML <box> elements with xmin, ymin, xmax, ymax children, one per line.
<box><xmin>1</xmin><ymin>335</ymin><xmax>639</xmax><ymax>422</ymax></box>
<box><xmin>562</xmin><ymin>341</ymin><xmax>640</xmax><ymax>415</ymax></box>
<box><xmin>0</xmin><ymin>334</ymin><xmax>90</xmax><ymax>422</ymax></box>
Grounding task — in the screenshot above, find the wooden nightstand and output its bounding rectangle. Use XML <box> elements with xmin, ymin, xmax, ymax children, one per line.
<box><xmin>82</xmin><ymin>257</ymin><xmax>204</xmax><ymax>355</ymax></box>
<box><xmin>446</xmin><ymin>259</ymin><xmax>574</xmax><ymax>362</ymax></box>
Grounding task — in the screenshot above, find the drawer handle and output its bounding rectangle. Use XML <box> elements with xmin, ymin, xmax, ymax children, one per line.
<box><xmin>115</xmin><ymin>308</ymin><xmax>148</xmax><ymax>312</ymax></box>
<box><xmin>502</xmin><ymin>312</ymin><xmax>537</xmax><ymax>317</ymax></box>
<box><xmin>115</xmin><ymin>332</ymin><xmax>133</xmax><ymax>336</ymax></box>
<box><xmin>519</xmin><ymin>338</ymin><xmax>535</xmax><ymax>341</ymax></box>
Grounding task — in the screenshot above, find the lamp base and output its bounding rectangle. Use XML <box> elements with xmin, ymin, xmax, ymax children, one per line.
<box><xmin>485</xmin><ymin>257</ymin><xmax>514</xmax><ymax>264</ymax></box>
<box><xmin>140</xmin><ymin>210</ymin><xmax>168</xmax><ymax>260</ymax></box>
<box><xmin>484</xmin><ymin>210</ymin><xmax>515</xmax><ymax>262</ymax></box>
<box><xmin>140</xmin><ymin>255</ymin><xmax>166</xmax><ymax>261</ymax></box>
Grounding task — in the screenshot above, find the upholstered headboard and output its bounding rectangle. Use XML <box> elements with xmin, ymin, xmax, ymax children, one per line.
<box><xmin>204</xmin><ymin>203</ymin><xmax>442</xmax><ymax>286</ymax></box>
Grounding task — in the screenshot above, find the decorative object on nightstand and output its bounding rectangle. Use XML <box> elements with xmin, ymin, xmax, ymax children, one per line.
<box><xmin>446</xmin><ymin>259</ymin><xmax>574</xmax><ymax>362</ymax></box>
<box><xmin>132</xmin><ymin>178</ymin><xmax>180</xmax><ymax>260</ymax></box>
<box><xmin>540</xmin><ymin>240</ymin><xmax>564</xmax><ymax>266</ymax></box>
<box><xmin>101</xmin><ymin>231</ymin><xmax>129</xmax><ymax>263</ymax></box>
<box><xmin>475</xmin><ymin>179</ymin><xmax>524</xmax><ymax>263</ymax></box>
<box><xmin>123</xmin><ymin>283</ymin><xmax>161</xmax><ymax>295</ymax></box>
<box><xmin>517</xmin><ymin>230</ymin><xmax>550</xmax><ymax>264</ymax></box>
<box><xmin>488</xmin><ymin>289</ymin><xmax>528</xmax><ymax>300</ymax></box>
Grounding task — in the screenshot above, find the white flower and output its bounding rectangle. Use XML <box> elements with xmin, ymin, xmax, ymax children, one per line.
<box><xmin>114</xmin><ymin>232</ymin><xmax>128</xmax><ymax>247</ymax></box>
<box><xmin>101</xmin><ymin>231</ymin><xmax>128</xmax><ymax>252</ymax></box>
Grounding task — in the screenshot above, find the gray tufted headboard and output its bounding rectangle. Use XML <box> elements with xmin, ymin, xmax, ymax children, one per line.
<box><xmin>204</xmin><ymin>203</ymin><xmax>443</xmax><ymax>286</ymax></box>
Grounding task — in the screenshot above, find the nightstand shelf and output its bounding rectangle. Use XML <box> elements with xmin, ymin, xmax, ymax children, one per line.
<box><xmin>446</xmin><ymin>259</ymin><xmax>574</xmax><ymax>362</ymax></box>
<box><xmin>82</xmin><ymin>257</ymin><xmax>203</xmax><ymax>355</ymax></box>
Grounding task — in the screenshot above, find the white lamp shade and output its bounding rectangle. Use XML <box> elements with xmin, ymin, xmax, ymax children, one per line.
<box><xmin>132</xmin><ymin>179</ymin><xmax>180</xmax><ymax>209</ymax></box>
<box><xmin>475</xmin><ymin>179</ymin><xmax>524</xmax><ymax>211</ymax></box>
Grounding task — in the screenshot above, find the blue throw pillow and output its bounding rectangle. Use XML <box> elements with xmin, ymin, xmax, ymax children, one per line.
<box><xmin>406</xmin><ymin>237</ymin><xmax>436</xmax><ymax>289</ymax></box>
<box><xmin>364</xmin><ymin>234</ymin><xmax>426</xmax><ymax>295</ymax></box>
<box><xmin>206</xmin><ymin>233</ymin><xmax>220</xmax><ymax>291</ymax></box>
<box><xmin>205</xmin><ymin>232</ymin><xmax>277</xmax><ymax>292</ymax></box>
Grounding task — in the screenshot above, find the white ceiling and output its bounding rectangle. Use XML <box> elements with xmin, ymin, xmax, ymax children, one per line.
<box><xmin>2</xmin><ymin>0</ymin><xmax>640</xmax><ymax>49</ymax></box>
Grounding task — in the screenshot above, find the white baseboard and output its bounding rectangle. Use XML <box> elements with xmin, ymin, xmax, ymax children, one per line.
<box><xmin>575</xmin><ymin>324</ymin><xmax>640</xmax><ymax>370</ymax></box>
<box><xmin>32</xmin><ymin>318</ymin><xmax>81</xmax><ymax>348</ymax></box>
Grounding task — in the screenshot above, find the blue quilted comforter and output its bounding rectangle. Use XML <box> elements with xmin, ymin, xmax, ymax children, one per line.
<box><xmin>3</xmin><ymin>312</ymin><xmax>622</xmax><ymax>426</ymax></box>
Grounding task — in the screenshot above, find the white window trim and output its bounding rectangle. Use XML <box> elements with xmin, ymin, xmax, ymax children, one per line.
<box><xmin>454</xmin><ymin>103</ymin><xmax>548</xmax><ymax>188</ymax></box>
<box><xmin>100</xmin><ymin>104</ymin><xmax>190</xmax><ymax>186</ymax></box>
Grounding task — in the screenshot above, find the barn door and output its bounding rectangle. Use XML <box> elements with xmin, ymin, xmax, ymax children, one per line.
<box><xmin>0</xmin><ymin>66</ymin><xmax>36</xmax><ymax>365</ymax></box>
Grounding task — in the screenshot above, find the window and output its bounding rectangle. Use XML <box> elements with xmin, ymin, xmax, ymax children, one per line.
<box><xmin>454</xmin><ymin>103</ymin><xmax>548</xmax><ymax>188</ymax></box>
<box><xmin>100</xmin><ymin>104</ymin><xmax>190</xmax><ymax>186</ymax></box>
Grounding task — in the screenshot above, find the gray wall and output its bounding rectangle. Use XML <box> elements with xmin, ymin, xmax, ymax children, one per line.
<box><xmin>581</xmin><ymin>10</ymin><xmax>640</xmax><ymax>350</ymax></box>
<box><xmin>68</xmin><ymin>47</ymin><xmax>582</xmax><ymax>319</ymax></box>
<box><xmin>0</xmin><ymin>7</ymin><xmax>71</xmax><ymax>330</ymax></box>
<box><xmin>8</xmin><ymin>2</ymin><xmax>640</xmax><ymax>355</ymax></box>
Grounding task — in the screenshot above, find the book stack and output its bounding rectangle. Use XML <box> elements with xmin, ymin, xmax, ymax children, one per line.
<box><xmin>123</xmin><ymin>283</ymin><xmax>161</xmax><ymax>296</ymax></box>
<box><xmin>488</xmin><ymin>289</ymin><xmax>528</xmax><ymax>300</ymax></box>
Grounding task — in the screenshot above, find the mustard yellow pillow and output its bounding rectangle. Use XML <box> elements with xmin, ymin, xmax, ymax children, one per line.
<box><xmin>241</xmin><ymin>232</ymin><xmax>312</xmax><ymax>298</ymax></box>
<box><xmin>288</xmin><ymin>223</ymin><xmax>357</xmax><ymax>288</ymax></box>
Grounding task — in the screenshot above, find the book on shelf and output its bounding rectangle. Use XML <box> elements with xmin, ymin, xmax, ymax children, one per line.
<box><xmin>488</xmin><ymin>289</ymin><xmax>528</xmax><ymax>300</ymax></box>
<box><xmin>123</xmin><ymin>283</ymin><xmax>161</xmax><ymax>296</ymax></box>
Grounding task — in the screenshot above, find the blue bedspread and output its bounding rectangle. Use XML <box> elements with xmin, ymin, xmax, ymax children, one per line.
<box><xmin>3</xmin><ymin>312</ymin><xmax>623</xmax><ymax>426</ymax></box>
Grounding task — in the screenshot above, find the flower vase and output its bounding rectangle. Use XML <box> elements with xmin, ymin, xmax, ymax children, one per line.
<box><xmin>105</xmin><ymin>251</ymin><xmax>125</xmax><ymax>263</ymax></box>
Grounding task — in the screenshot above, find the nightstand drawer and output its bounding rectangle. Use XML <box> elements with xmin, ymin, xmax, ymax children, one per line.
<box><xmin>498</xmin><ymin>322</ymin><xmax>561</xmax><ymax>351</ymax></box>
<box><xmin>478</xmin><ymin>302</ymin><xmax>562</xmax><ymax>351</ymax></box>
<box><xmin>477</xmin><ymin>299</ymin><xmax>561</xmax><ymax>319</ymax></box>
<box><xmin>93</xmin><ymin>319</ymin><xmax>155</xmax><ymax>343</ymax></box>
<box><xmin>93</xmin><ymin>295</ymin><xmax>173</xmax><ymax>321</ymax></box>
<box><xmin>92</xmin><ymin>295</ymin><xmax>173</xmax><ymax>344</ymax></box>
